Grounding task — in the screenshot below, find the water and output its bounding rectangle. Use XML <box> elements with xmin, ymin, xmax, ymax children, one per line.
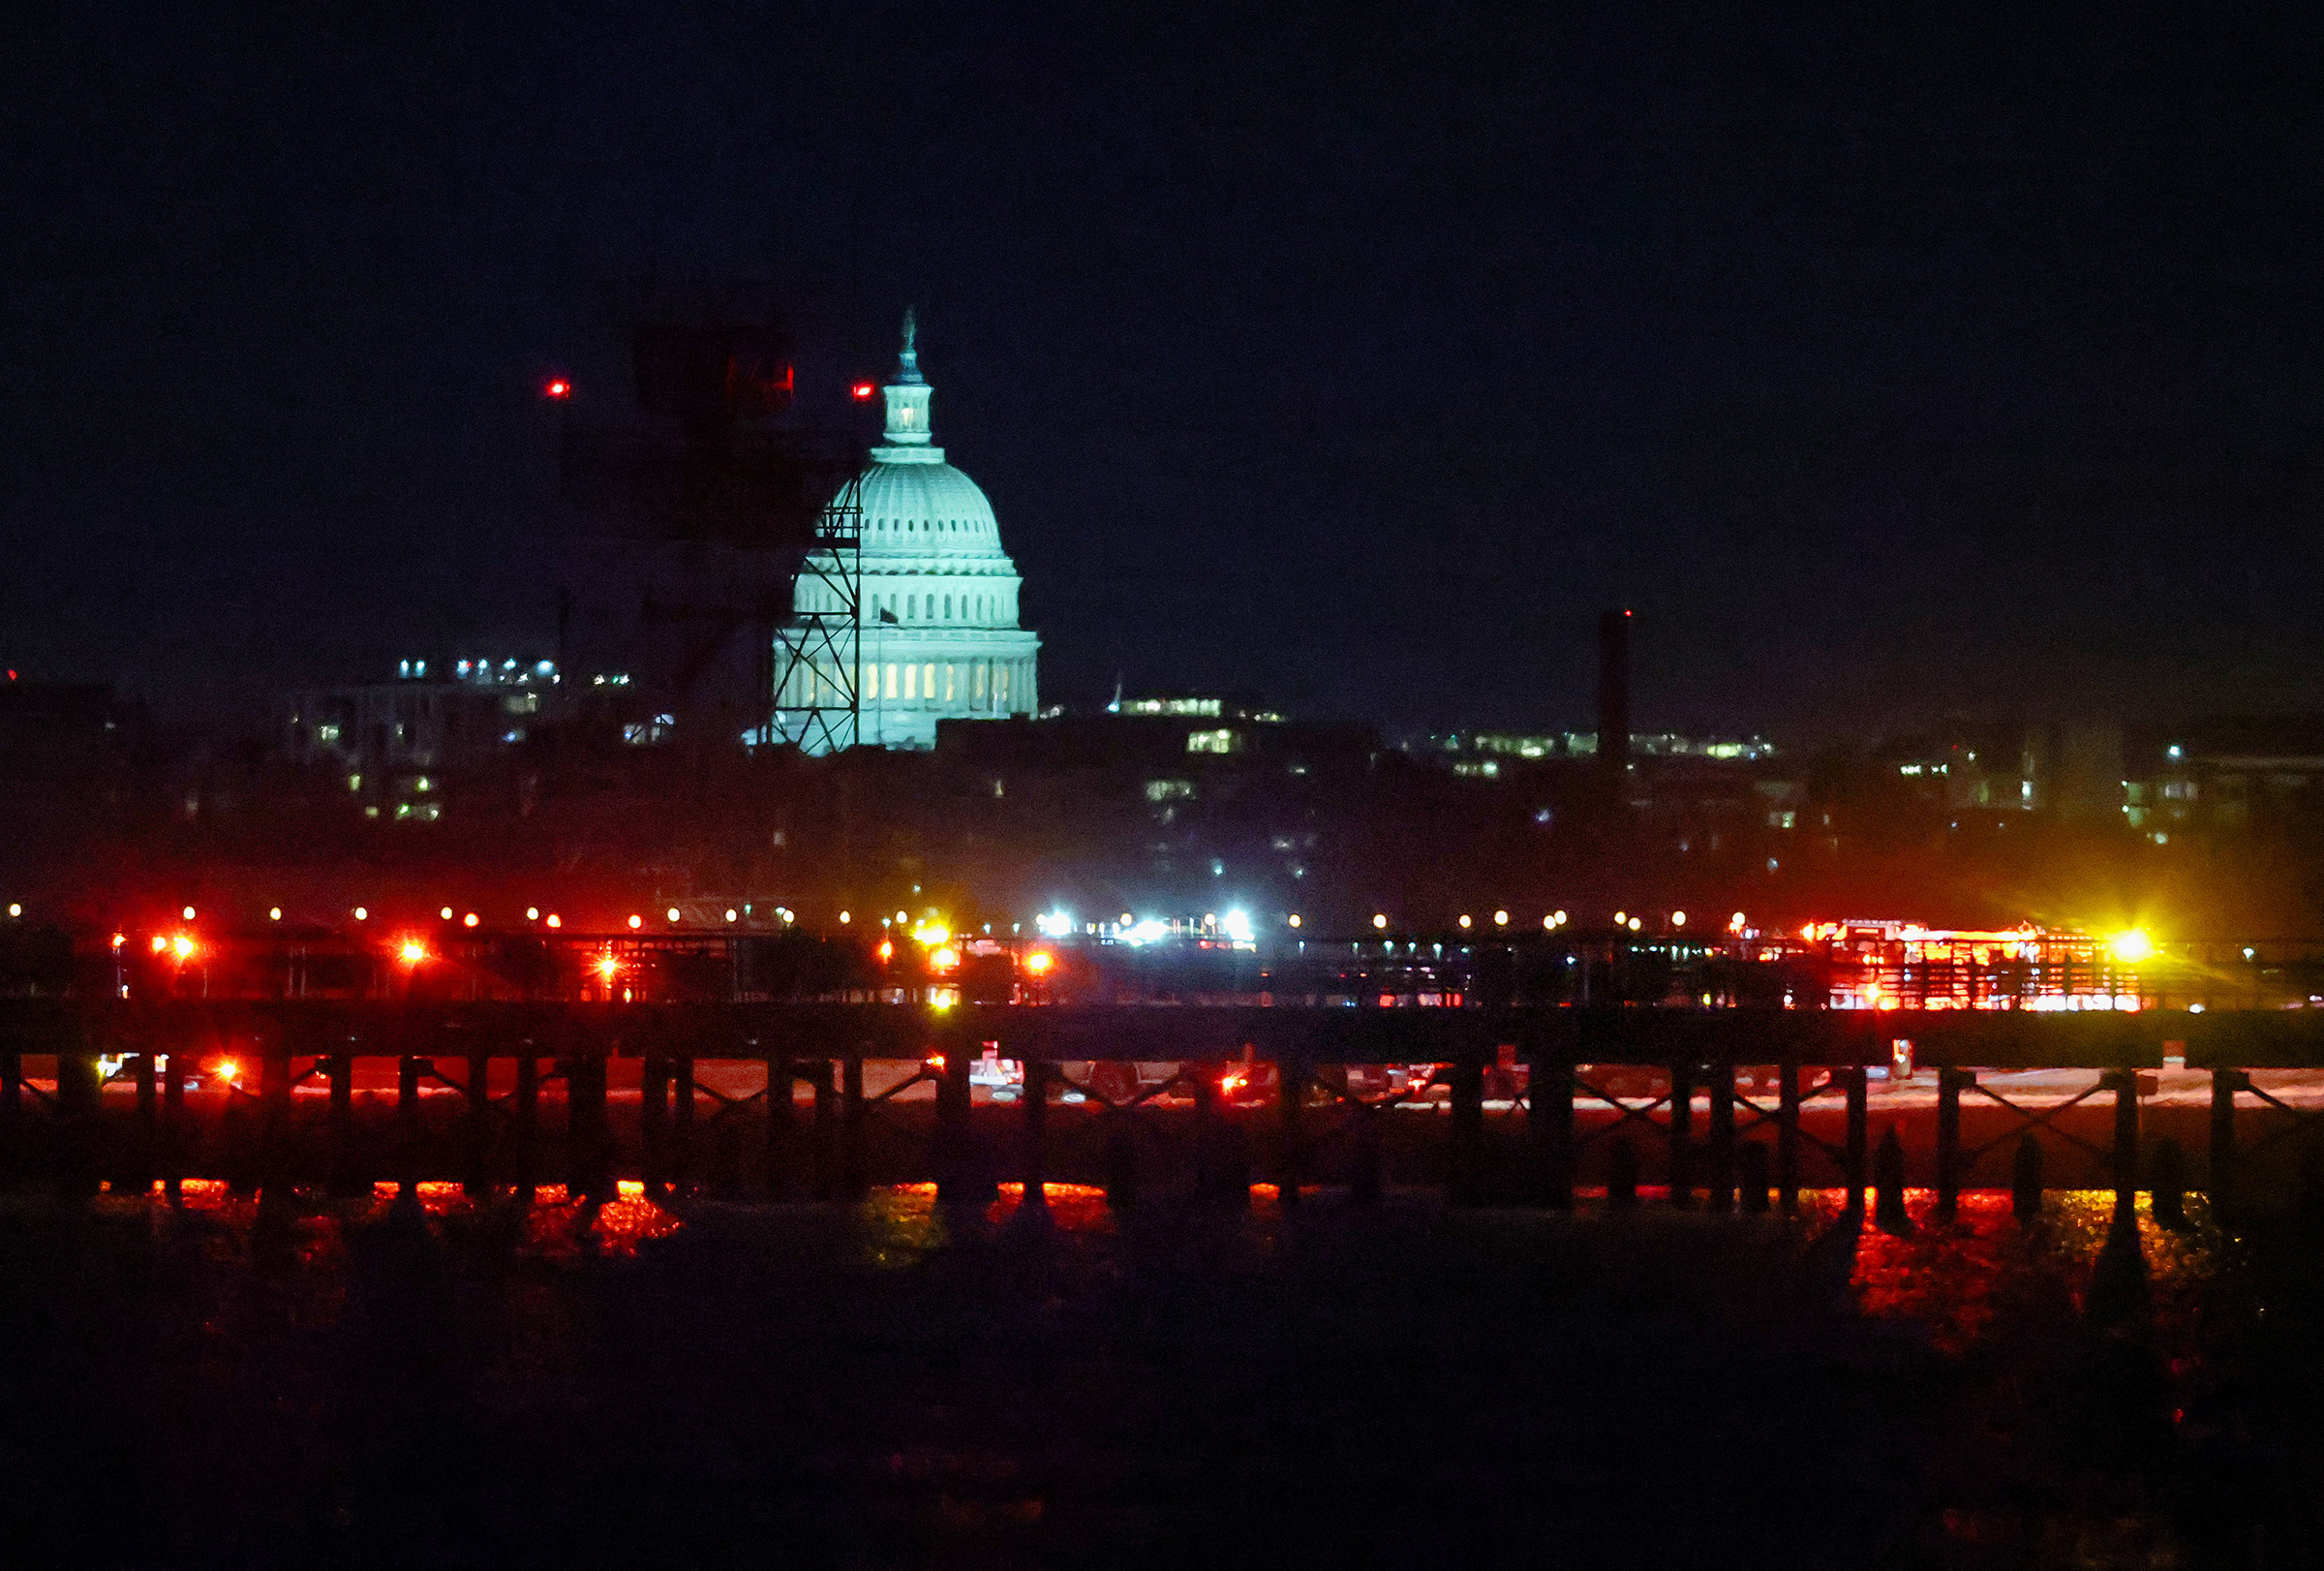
<box><xmin>0</xmin><ymin>1183</ymin><xmax>2309</xmax><ymax>1568</ymax></box>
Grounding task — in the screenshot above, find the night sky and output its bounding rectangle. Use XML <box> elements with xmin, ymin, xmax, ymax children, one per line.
<box><xmin>3</xmin><ymin>2</ymin><xmax>2318</xmax><ymax>739</ymax></box>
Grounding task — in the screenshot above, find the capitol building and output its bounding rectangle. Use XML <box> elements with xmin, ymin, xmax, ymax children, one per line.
<box><xmin>770</xmin><ymin>314</ymin><xmax>1040</xmax><ymax>753</ymax></box>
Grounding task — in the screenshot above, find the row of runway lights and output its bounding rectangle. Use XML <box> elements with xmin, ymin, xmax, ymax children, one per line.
<box><xmin>127</xmin><ymin>901</ymin><xmax>1738</xmax><ymax>939</ymax></box>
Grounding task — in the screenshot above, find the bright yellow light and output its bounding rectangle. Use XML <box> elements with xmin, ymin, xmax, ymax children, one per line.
<box><xmin>1024</xmin><ymin>949</ymin><xmax>1054</xmax><ymax>975</ymax></box>
<box><xmin>440</xmin><ymin>907</ymin><xmax>453</xmax><ymax>920</ymax></box>
<box><xmin>595</xmin><ymin>955</ymin><xmax>618</xmax><ymax>982</ymax></box>
<box><xmin>526</xmin><ymin>907</ymin><xmax>539</xmax><ymax>920</ymax></box>
<box><xmin>353</xmin><ymin>907</ymin><xmax>368</xmax><ymax>920</ymax></box>
<box><xmin>1493</xmin><ymin>909</ymin><xmax>1509</xmax><ymax>926</ymax></box>
<box><xmin>1553</xmin><ymin>909</ymin><xmax>1567</xmax><ymax>926</ymax></box>
<box><xmin>399</xmin><ymin>940</ymin><xmax>427</xmax><ymax>965</ymax></box>
<box><xmin>1613</xmin><ymin>910</ymin><xmax>1626</xmax><ymax>926</ymax></box>
<box><xmin>181</xmin><ymin>906</ymin><xmax>196</xmax><ymax>921</ymax></box>
<box><xmin>2109</xmin><ymin>928</ymin><xmax>2155</xmax><ymax>964</ymax></box>
<box><xmin>169</xmin><ymin>934</ymin><xmax>196</xmax><ymax>961</ymax></box>
<box><xmin>895</xmin><ymin>909</ymin><xmax>907</xmax><ymax>925</ymax></box>
<box><xmin>927</xmin><ymin>1054</ymin><xmax>946</xmax><ymax>1071</ymax></box>
<box><xmin>839</xmin><ymin>910</ymin><xmax>851</xmax><ymax>924</ymax></box>
<box><xmin>149</xmin><ymin>935</ymin><xmax>168</xmax><ymax>954</ymax></box>
<box><xmin>932</xmin><ymin>945</ymin><xmax>960</xmax><ymax>971</ymax></box>
<box><xmin>268</xmin><ymin>907</ymin><xmax>282</xmax><ymax>921</ymax></box>
<box><xmin>110</xmin><ymin>933</ymin><xmax>125</xmax><ymax>948</ymax></box>
<box><xmin>1458</xmin><ymin>914</ymin><xmax>1473</xmax><ymax>929</ymax></box>
<box><xmin>214</xmin><ymin>1059</ymin><xmax>238</xmax><ymax>1085</ymax></box>
<box><xmin>876</xmin><ymin>939</ymin><xmax>894</xmax><ymax>961</ymax></box>
<box><xmin>1372</xmin><ymin>913</ymin><xmax>1388</xmax><ymax>930</ymax></box>
<box><xmin>666</xmin><ymin>907</ymin><xmax>681</xmax><ymax>923</ymax></box>
<box><xmin>912</xmin><ymin>922</ymin><xmax>951</xmax><ymax>946</ymax></box>
<box><xmin>627</xmin><ymin>913</ymin><xmax>642</xmax><ymax>930</ymax></box>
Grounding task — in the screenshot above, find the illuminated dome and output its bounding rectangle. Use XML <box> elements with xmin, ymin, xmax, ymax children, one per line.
<box><xmin>769</xmin><ymin>310</ymin><xmax>1040</xmax><ymax>752</ymax></box>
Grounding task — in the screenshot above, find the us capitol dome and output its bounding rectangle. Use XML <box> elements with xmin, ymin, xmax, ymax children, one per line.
<box><xmin>769</xmin><ymin>311</ymin><xmax>1040</xmax><ymax>752</ymax></box>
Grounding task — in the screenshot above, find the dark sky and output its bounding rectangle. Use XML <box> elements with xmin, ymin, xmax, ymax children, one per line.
<box><xmin>3</xmin><ymin>1</ymin><xmax>2318</xmax><ymax>739</ymax></box>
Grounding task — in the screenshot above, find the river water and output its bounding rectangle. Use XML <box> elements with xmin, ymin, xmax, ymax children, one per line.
<box><xmin>0</xmin><ymin>1181</ymin><xmax>2312</xmax><ymax>1568</ymax></box>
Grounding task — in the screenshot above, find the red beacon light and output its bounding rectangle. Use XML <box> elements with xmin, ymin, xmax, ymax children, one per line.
<box><xmin>849</xmin><ymin>381</ymin><xmax>877</xmax><ymax>401</ymax></box>
<box><xmin>543</xmin><ymin>377</ymin><xmax>572</xmax><ymax>400</ymax></box>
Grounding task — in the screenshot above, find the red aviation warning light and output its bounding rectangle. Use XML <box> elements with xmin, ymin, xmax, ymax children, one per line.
<box><xmin>850</xmin><ymin>380</ymin><xmax>877</xmax><ymax>401</ymax></box>
<box><xmin>544</xmin><ymin>377</ymin><xmax>572</xmax><ymax>400</ymax></box>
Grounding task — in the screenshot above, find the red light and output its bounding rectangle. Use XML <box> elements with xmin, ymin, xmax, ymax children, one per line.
<box><xmin>876</xmin><ymin>939</ymin><xmax>894</xmax><ymax>961</ymax></box>
<box><xmin>850</xmin><ymin>382</ymin><xmax>876</xmax><ymax>401</ymax></box>
<box><xmin>544</xmin><ymin>378</ymin><xmax>571</xmax><ymax>400</ymax></box>
<box><xmin>926</xmin><ymin>1054</ymin><xmax>946</xmax><ymax>1072</ymax></box>
<box><xmin>1024</xmin><ymin>949</ymin><xmax>1054</xmax><ymax>975</ymax></box>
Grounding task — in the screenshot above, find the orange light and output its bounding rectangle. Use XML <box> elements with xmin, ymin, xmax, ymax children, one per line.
<box><xmin>1024</xmin><ymin>949</ymin><xmax>1054</xmax><ymax>975</ymax></box>
<box><xmin>544</xmin><ymin>378</ymin><xmax>571</xmax><ymax>400</ymax></box>
<box><xmin>110</xmin><ymin>933</ymin><xmax>125</xmax><ymax>948</ymax></box>
<box><xmin>169</xmin><ymin>934</ymin><xmax>197</xmax><ymax>961</ymax></box>
<box><xmin>876</xmin><ymin>939</ymin><xmax>894</xmax><ymax>961</ymax></box>
<box><xmin>546</xmin><ymin>913</ymin><xmax>562</xmax><ymax>929</ymax></box>
<box><xmin>149</xmin><ymin>935</ymin><xmax>168</xmax><ymax>954</ymax></box>
<box><xmin>596</xmin><ymin>955</ymin><xmax>619</xmax><ymax>982</ymax></box>
<box><xmin>462</xmin><ymin>911</ymin><xmax>479</xmax><ymax>928</ymax></box>
<box><xmin>932</xmin><ymin>945</ymin><xmax>960</xmax><ymax>971</ymax></box>
<box><xmin>399</xmin><ymin>940</ymin><xmax>428</xmax><ymax>965</ymax></box>
<box><xmin>926</xmin><ymin>1054</ymin><xmax>946</xmax><ymax>1072</ymax></box>
<box><xmin>627</xmin><ymin>913</ymin><xmax>643</xmax><ymax>930</ymax></box>
<box><xmin>214</xmin><ymin>1059</ymin><xmax>238</xmax><ymax>1086</ymax></box>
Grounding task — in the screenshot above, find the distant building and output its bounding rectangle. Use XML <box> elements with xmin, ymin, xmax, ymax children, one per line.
<box><xmin>285</xmin><ymin>658</ymin><xmax>557</xmax><ymax>821</ymax></box>
<box><xmin>768</xmin><ymin>312</ymin><xmax>1040</xmax><ymax>753</ymax></box>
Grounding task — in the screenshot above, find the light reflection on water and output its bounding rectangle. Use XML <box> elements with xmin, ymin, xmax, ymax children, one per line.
<box><xmin>91</xmin><ymin>1180</ymin><xmax>2235</xmax><ymax>1359</ymax></box>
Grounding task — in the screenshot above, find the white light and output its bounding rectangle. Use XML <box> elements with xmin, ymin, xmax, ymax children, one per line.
<box><xmin>1613</xmin><ymin>910</ymin><xmax>1626</xmax><ymax>926</ymax></box>
<box><xmin>1554</xmin><ymin>910</ymin><xmax>1567</xmax><ymax>925</ymax></box>
<box><xmin>526</xmin><ymin>907</ymin><xmax>539</xmax><ymax>920</ymax></box>
<box><xmin>1288</xmin><ymin>914</ymin><xmax>1302</xmax><ymax>929</ymax></box>
<box><xmin>5</xmin><ymin>903</ymin><xmax>18</xmax><ymax>918</ymax></box>
<box><xmin>839</xmin><ymin>910</ymin><xmax>851</xmax><ymax>924</ymax></box>
<box><xmin>268</xmin><ymin>907</ymin><xmax>282</xmax><ymax>921</ymax></box>
<box><xmin>353</xmin><ymin>907</ymin><xmax>368</xmax><ymax>921</ymax></box>
<box><xmin>440</xmin><ymin>907</ymin><xmax>453</xmax><ymax>920</ymax></box>
<box><xmin>725</xmin><ymin>909</ymin><xmax>738</xmax><ymax>922</ymax></box>
<box><xmin>1670</xmin><ymin>910</ymin><xmax>1686</xmax><ymax>928</ymax></box>
<box><xmin>1372</xmin><ymin>913</ymin><xmax>1389</xmax><ymax>930</ymax></box>
<box><xmin>1458</xmin><ymin>914</ymin><xmax>1473</xmax><ymax>929</ymax></box>
<box><xmin>182</xmin><ymin>906</ymin><xmax>197</xmax><ymax>921</ymax></box>
<box><xmin>1223</xmin><ymin>910</ymin><xmax>1254</xmax><ymax>942</ymax></box>
<box><xmin>1628</xmin><ymin>916</ymin><xmax>1641</xmax><ymax>931</ymax></box>
<box><xmin>666</xmin><ymin>907</ymin><xmax>681</xmax><ymax>923</ymax></box>
<box><xmin>1492</xmin><ymin>910</ymin><xmax>1509</xmax><ymax>926</ymax></box>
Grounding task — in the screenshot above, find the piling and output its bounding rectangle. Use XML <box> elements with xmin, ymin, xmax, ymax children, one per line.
<box><xmin>162</xmin><ymin>1044</ymin><xmax>184</xmax><ymax>1203</ymax></box>
<box><xmin>1843</xmin><ymin>1066</ymin><xmax>1869</xmax><ymax>1217</ymax></box>
<box><xmin>1738</xmin><ymin>1141</ymin><xmax>1769</xmax><ymax>1214</ymax></box>
<box><xmin>396</xmin><ymin>1051</ymin><xmax>423</xmax><ymax>1201</ymax></box>
<box><xmin>811</xmin><ymin>1060</ymin><xmax>837</xmax><ymax>1200</ymax></box>
<box><xmin>2150</xmin><ymin>1137</ymin><xmax>2188</xmax><ymax>1230</ymax></box>
<box><xmin>764</xmin><ymin>1049</ymin><xmax>794</xmax><ymax>1197</ymax></box>
<box><xmin>671</xmin><ymin>1055</ymin><xmax>695</xmax><ymax>1197</ymax></box>
<box><xmin>640</xmin><ymin>1052</ymin><xmax>670</xmax><ymax>1198</ymax></box>
<box><xmin>1275</xmin><ymin>1054</ymin><xmax>1303</xmax><ymax>1207</ymax></box>
<box><xmin>259</xmin><ymin>1040</ymin><xmax>293</xmax><ymax>1207</ymax></box>
<box><xmin>1102</xmin><ymin>1119</ymin><xmax>1138</xmax><ymax>1210</ymax></box>
<box><xmin>2209</xmin><ymin>1067</ymin><xmax>2243</xmax><ymax>1221</ymax></box>
<box><xmin>1606</xmin><ymin>1136</ymin><xmax>1637</xmax><ymax>1209</ymax></box>
<box><xmin>1349</xmin><ymin>1110</ymin><xmax>1382</xmax><ymax>1204</ymax></box>
<box><xmin>1776</xmin><ymin>1056</ymin><xmax>1801</xmax><ymax>1217</ymax></box>
<box><xmin>936</xmin><ymin>1044</ymin><xmax>991</xmax><ymax>1206</ymax></box>
<box><xmin>133</xmin><ymin>1048</ymin><xmax>157</xmax><ymax>1190</ymax></box>
<box><xmin>328</xmin><ymin>1052</ymin><xmax>359</xmax><ymax>1195</ymax></box>
<box><xmin>841</xmin><ymin>1055</ymin><xmax>867</xmax><ymax>1199</ymax></box>
<box><xmin>1528</xmin><ymin>1049</ymin><xmax>1575</xmax><ymax>1209</ymax></box>
<box><xmin>512</xmin><ymin>1048</ymin><xmax>538</xmax><ymax>1204</ymax></box>
<box><xmin>1448</xmin><ymin>1055</ymin><xmax>1487</xmax><ymax>1206</ymax></box>
<box><xmin>566</xmin><ymin>1050</ymin><xmax>610</xmax><ymax>1204</ymax></box>
<box><xmin>1705</xmin><ymin>1058</ymin><xmax>1735</xmax><ymax>1213</ymax></box>
<box><xmin>2108</xmin><ymin>1067</ymin><xmax>2141</xmax><ymax>1227</ymax></box>
<box><xmin>55</xmin><ymin>1032</ymin><xmax>102</xmax><ymax>1195</ymax></box>
<box><xmin>1667</xmin><ymin>1060</ymin><xmax>1695</xmax><ymax>1208</ymax></box>
<box><xmin>1935</xmin><ymin>1067</ymin><xmax>1971</xmax><ymax>1221</ymax></box>
<box><xmin>0</xmin><ymin>1042</ymin><xmax>20</xmax><ymax>1188</ymax></box>
<box><xmin>1873</xmin><ymin>1124</ymin><xmax>1910</xmax><ymax>1234</ymax></box>
<box><xmin>2011</xmin><ymin>1133</ymin><xmax>2044</xmax><ymax>1223</ymax></box>
<box><xmin>1021</xmin><ymin>1056</ymin><xmax>1050</xmax><ymax>1210</ymax></box>
<box><xmin>464</xmin><ymin>1047</ymin><xmax>491</xmax><ymax>1199</ymax></box>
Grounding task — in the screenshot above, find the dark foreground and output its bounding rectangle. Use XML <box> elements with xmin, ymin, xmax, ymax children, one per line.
<box><xmin>1</xmin><ymin>1184</ymin><xmax>2317</xmax><ymax>1569</ymax></box>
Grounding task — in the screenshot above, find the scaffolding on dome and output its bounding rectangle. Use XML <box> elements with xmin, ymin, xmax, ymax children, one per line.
<box><xmin>763</xmin><ymin>474</ymin><xmax>865</xmax><ymax>755</ymax></box>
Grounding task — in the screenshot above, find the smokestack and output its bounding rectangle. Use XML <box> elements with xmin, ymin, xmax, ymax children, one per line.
<box><xmin>1597</xmin><ymin>608</ymin><xmax>1631</xmax><ymax>770</ymax></box>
